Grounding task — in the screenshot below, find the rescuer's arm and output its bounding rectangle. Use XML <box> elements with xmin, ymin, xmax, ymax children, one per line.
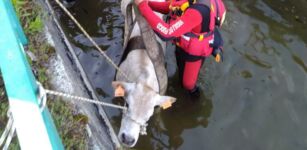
<box><xmin>148</xmin><ymin>1</ymin><xmax>170</xmax><ymax>14</ymax></box>
<box><xmin>211</xmin><ymin>29</ymin><xmax>224</xmax><ymax>62</ymax></box>
<box><xmin>136</xmin><ymin>1</ymin><xmax>202</xmax><ymax>41</ymax></box>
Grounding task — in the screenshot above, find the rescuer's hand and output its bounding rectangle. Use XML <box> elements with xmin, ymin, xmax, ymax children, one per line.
<box><xmin>213</xmin><ymin>47</ymin><xmax>223</xmax><ymax>63</ymax></box>
<box><xmin>215</xmin><ymin>53</ymin><xmax>221</xmax><ymax>63</ymax></box>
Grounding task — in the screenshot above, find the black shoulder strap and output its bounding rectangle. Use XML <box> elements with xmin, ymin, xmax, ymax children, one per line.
<box><xmin>195</xmin><ymin>0</ymin><xmax>211</xmax><ymax>7</ymax></box>
<box><xmin>213</xmin><ymin>0</ymin><xmax>221</xmax><ymax>26</ymax></box>
<box><xmin>119</xmin><ymin>36</ymin><xmax>145</xmax><ymax>64</ymax></box>
<box><xmin>188</xmin><ymin>4</ymin><xmax>211</xmax><ymax>33</ymax></box>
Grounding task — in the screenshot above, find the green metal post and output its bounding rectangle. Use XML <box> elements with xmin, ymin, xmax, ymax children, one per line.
<box><xmin>0</xmin><ymin>0</ymin><xmax>64</xmax><ymax>149</ymax></box>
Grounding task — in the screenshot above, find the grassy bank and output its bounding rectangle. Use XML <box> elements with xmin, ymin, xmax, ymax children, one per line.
<box><xmin>0</xmin><ymin>0</ymin><xmax>88</xmax><ymax>149</ymax></box>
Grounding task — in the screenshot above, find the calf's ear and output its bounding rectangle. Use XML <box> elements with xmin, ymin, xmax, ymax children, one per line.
<box><xmin>155</xmin><ymin>95</ymin><xmax>176</xmax><ymax>109</ymax></box>
<box><xmin>112</xmin><ymin>81</ymin><xmax>135</xmax><ymax>97</ymax></box>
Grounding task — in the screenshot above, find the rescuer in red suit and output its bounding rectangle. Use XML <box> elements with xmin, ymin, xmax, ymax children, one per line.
<box><xmin>135</xmin><ymin>0</ymin><xmax>226</xmax><ymax>97</ymax></box>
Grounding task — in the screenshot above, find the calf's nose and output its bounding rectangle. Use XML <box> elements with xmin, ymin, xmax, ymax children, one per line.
<box><xmin>121</xmin><ymin>133</ymin><xmax>135</xmax><ymax>146</ymax></box>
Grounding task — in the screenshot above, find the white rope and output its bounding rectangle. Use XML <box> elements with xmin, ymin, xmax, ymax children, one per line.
<box><xmin>36</xmin><ymin>81</ymin><xmax>127</xmax><ymax>111</ymax></box>
<box><xmin>3</xmin><ymin>124</ymin><xmax>15</xmax><ymax>150</ymax></box>
<box><xmin>0</xmin><ymin>110</ymin><xmax>15</xmax><ymax>150</ymax></box>
<box><xmin>37</xmin><ymin>82</ymin><xmax>47</xmax><ymax>112</ymax></box>
<box><xmin>54</xmin><ymin>0</ymin><xmax>131</xmax><ymax>82</ymax></box>
<box><xmin>45</xmin><ymin>89</ymin><xmax>127</xmax><ymax>110</ymax></box>
<box><xmin>0</xmin><ymin>112</ymin><xmax>12</xmax><ymax>146</ymax></box>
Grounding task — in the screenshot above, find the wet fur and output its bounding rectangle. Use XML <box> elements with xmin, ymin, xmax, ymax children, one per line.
<box><xmin>115</xmin><ymin>0</ymin><xmax>175</xmax><ymax>147</ymax></box>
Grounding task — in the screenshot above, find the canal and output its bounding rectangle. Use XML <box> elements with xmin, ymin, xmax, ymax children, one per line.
<box><xmin>52</xmin><ymin>0</ymin><xmax>307</xmax><ymax>149</ymax></box>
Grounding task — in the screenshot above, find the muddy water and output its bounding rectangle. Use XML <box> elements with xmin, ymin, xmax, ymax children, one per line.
<box><xmin>52</xmin><ymin>0</ymin><xmax>307</xmax><ymax>149</ymax></box>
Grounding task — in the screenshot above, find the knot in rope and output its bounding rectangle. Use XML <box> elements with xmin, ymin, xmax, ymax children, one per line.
<box><xmin>37</xmin><ymin>82</ymin><xmax>47</xmax><ymax>112</ymax></box>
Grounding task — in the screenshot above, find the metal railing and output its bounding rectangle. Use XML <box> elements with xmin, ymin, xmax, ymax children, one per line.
<box><xmin>0</xmin><ymin>0</ymin><xmax>64</xmax><ymax>149</ymax></box>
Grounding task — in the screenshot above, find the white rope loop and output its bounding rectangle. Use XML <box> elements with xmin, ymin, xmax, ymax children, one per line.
<box><xmin>36</xmin><ymin>81</ymin><xmax>126</xmax><ymax>111</ymax></box>
<box><xmin>0</xmin><ymin>110</ymin><xmax>16</xmax><ymax>150</ymax></box>
<box><xmin>140</xmin><ymin>124</ymin><xmax>148</xmax><ymax>135</ymax></box>
<box><xmin>54</xmin><ymin>0</ymin><xmax>131</xmax><ymax>82</ymax></box>
<box><xmin>37</xmin><ymin>82</ymin><xmax>47</xmax><ymax>112</ymax></box>
<box><xmin>3</xmin><ymin>124</ymin><xmax>15</xmax><ymax>150</ymax></box>
<box><xmin>45</xmin><ymin>89</ymin><xmax>127</xmax><ymax>110</ymax></box>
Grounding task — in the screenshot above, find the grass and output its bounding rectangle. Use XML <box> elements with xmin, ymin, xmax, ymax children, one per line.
<box><xmin>0</xmin><ymin>0</ymin><xmax>88</xmax><ymax>149</ymax></box>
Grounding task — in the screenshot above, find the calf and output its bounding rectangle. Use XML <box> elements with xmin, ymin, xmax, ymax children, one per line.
<box><xmin>112</xmin><ymin>0</ymin><xmax>176</xmax><ymax>147</ymax></box>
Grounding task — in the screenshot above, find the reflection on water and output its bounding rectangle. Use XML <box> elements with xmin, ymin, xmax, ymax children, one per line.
<box><xmin>243</xmin><ymin>53</ymin><xmax>272</xmax><ymax>69</ymax></box>
<box><xmin>292</xmin><ymin>54</ymin><xmax>307</xmax><ymax>73</ymax></box>
<box><xmin>53</xmin><ymin>0</ymin><xmax>307</xmax><ymax>149</ymax></box>
<box><xmin>241</xmin><ymin>70</ymin><xmax>253</xmax><ymax>79</ymax></box>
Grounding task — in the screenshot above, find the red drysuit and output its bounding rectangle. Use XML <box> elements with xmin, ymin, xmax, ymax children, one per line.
<box><xmin>138</xmin><ymin>0</ymin><xmax>214</xmax><ymax>91</ymax></box>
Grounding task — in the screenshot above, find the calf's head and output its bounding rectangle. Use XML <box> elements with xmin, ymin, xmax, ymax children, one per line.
<box><xmin>112</xmin><ymin>81</ymin><xmax>176</xmax><ymax>147</ymax></box>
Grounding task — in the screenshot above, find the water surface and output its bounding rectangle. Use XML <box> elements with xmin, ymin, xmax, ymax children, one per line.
<box><xmin>52</xmin><ymin>0</ymin><xmax>307</xmax><ymax>149</ymax></box>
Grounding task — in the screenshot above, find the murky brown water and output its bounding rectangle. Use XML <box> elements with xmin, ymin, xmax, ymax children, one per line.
<box><xmin>52</xmin><ymin>0</ymin><xmax>307</xmax><ymax>149</ymax></box>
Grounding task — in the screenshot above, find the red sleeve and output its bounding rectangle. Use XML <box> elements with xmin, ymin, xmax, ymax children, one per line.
<box><xmin>138</xmin><ymin>1</ymin><xmax>202</xmax><ymax>40</ymax></box>
<box><xmin>148</xmin><ymin>1</ymin><xmax>170</xmax><ymax>14</ymax></box>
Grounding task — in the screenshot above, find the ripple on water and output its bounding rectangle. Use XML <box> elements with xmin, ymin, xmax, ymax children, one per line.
<box><xmin>52</xmin><ymin>0</ymin><xmax>307</xmax><ymax>149</ymax></box>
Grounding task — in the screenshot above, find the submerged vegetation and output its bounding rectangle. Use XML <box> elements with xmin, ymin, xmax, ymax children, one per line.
<box><xmin>0</xmin><ymin>0</ymin><xmax>88</xmax><ymax>149</ymax></box>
